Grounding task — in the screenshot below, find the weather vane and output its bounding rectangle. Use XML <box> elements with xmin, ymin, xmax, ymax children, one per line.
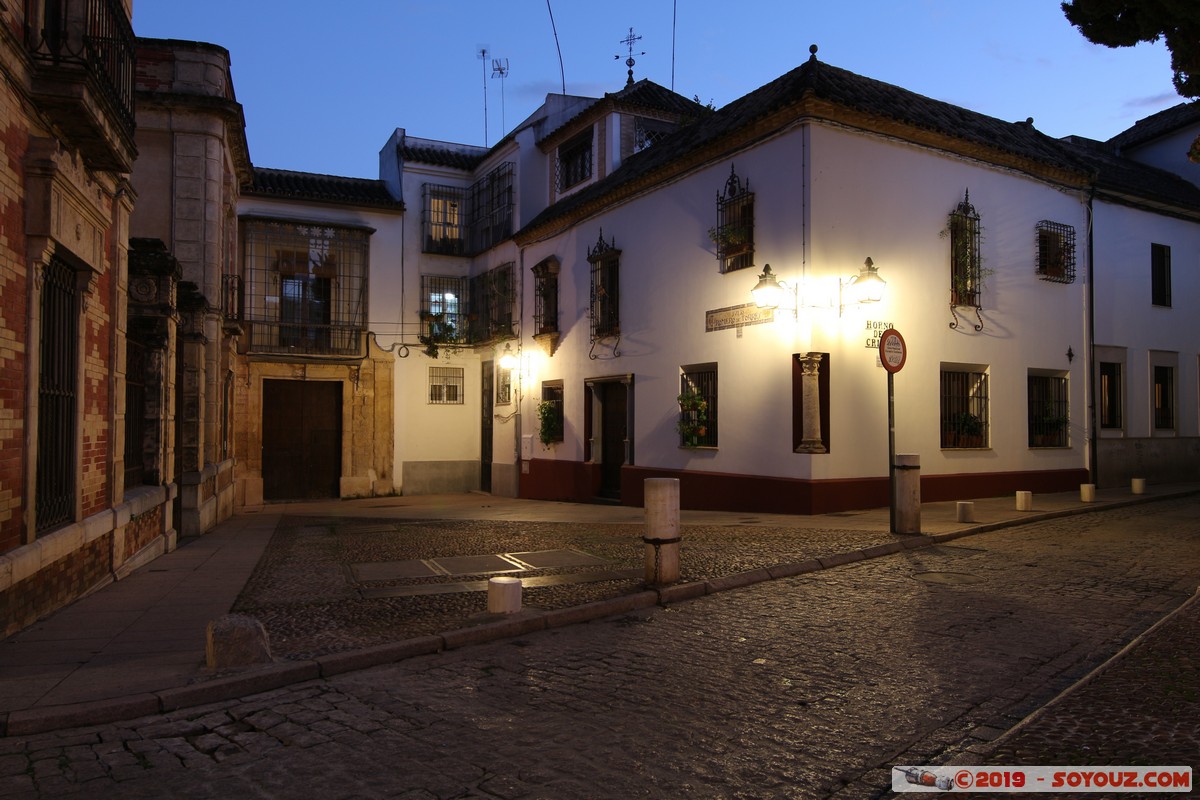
<box><xmin>615</xmin><ymin>27</ymin><xmax>645</xmax><ymax>87</ymax></box>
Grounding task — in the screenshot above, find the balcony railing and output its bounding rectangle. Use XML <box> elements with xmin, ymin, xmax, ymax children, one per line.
<box><xmin>244</xmin><ymin>321</ymin><xmax>364</xmax><ymax>357</ymax></box>
<box><xmin>24</xmin><ymin>0</ymin><xmax>136</xmax><ymax>170</ymax></box>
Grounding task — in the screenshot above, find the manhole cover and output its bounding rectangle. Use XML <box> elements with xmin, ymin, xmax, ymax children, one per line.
<box><xmin>911</xmin><ymin>571</ymin><xmax>983</xmax><ymax>585</ymax></box>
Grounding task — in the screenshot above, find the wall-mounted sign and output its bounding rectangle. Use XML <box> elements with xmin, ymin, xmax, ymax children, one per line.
<box><xmin>864</xmin><ymin>320</ymin><xmax>894</xmax><ymax>350</ymax></box>
<box><xmin>706</xmin><ymin>303</ymin><xmax>774</xmax><ymax>332</ymax></box>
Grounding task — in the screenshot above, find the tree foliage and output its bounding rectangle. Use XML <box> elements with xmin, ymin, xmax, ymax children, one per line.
<box><xmin>1061</xmin><ymin>0</ymin><xmax>1200</xmax><ymax>97</ymax></box>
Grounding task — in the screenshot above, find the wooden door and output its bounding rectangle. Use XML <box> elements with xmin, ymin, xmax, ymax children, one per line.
<box><xmin>262</xmin><ymin>379</ymin><xmax>342</xmax><ymax>500</ymax></box>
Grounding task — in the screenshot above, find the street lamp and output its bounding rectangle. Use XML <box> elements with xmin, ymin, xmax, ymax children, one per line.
<box><xmin>498</xmin><ymin>343</ymin><xmax>518</xmax><ymax>370</ymax></box>
<box><xmin>751</xmin><ymin>264</ymin><xmax>797</xmax><ymax>314</ymax></box>
<box><xmin>840</xmin><ymin>257</ymin><xmax>886</xmax><ymax>314</ymax></box>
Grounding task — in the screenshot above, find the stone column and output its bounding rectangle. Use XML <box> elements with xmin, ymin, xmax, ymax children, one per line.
<box><xmin>795</xmin><ymin>352</ymin><xmax>826</xmax><ymax>454</ymax></box>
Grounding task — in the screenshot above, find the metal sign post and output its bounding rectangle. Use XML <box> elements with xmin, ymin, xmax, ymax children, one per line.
<box><xmin>878</xmin><ymin>329</ymin><xmax>907</xmax><ymax>532</ymax></box>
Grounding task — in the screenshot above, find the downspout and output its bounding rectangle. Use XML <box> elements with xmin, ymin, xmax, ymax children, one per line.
<box><xmin>1085</xmin><ymin>186</ymin><xmax>1098</xmax><ymax>484</ymax></box>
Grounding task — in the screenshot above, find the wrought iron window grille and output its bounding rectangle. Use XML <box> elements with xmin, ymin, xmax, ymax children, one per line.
<box><xmin>940</xmin><ymin>368</ymin><xmax>990</xmax><ymax>449</ymax></box>
<box><xmin>1028</xmin><ymin>374</ymin><xmax>1070</xmax><ymax>447</ymax></box>
<box><xmin>712</xmin><ymin>165</ymin><xmax>755</xmax><ymax>273</ymax></box>
<box><xmin>587</xmin><ymin>230</ymin><xmax>621</xmax><ymax>359</ymax></box>
<box><xmin>556</xmin><ymin>129</ymin><xmax>594</xmax><ymax>192</ymax></box>
<box><xmin>1035</xmin><ymin>221</ymin><xmax>1076</xmax><ymax>284</ymax></box>
<box><xmin>947</xmin><ymin>189</ymin><xmax>985</xmax><ymax>331</ymax></box>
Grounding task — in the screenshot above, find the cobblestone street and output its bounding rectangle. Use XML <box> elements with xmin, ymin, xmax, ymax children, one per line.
<box><xmin>1</xmin><ymin>498</ymin><xmax>1197</xmax><ymax>799</ymax></box>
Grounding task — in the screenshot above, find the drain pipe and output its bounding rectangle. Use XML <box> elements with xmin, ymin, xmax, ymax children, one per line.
<box><xmin>1085</xmin><ymin>187</ymin><xmax>1098</xmax><ymax>484</ymax></box>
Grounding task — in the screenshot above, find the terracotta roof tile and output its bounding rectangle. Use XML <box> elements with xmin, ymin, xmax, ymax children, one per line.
<box><xmin>247</xmin><ymin>167</ymin><xmax>403</xmax><ymax>210</ymax></box>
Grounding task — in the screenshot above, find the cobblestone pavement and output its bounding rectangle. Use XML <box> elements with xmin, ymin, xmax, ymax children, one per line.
<box><xmin>237</xmin><ymin>516</ymin><xmax>892</xmax><ymax>660</ymax></box>
<box><xmin>0</xmin><ymin>498</ymin><xmax>1197</xmax><ymax>799</ymax></box>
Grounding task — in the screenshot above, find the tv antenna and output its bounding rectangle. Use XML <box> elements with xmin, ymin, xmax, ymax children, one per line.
<box><xmin>477</xmin><ymin>45</ymin><xmax>489</xmax><ymax>145</ymax></box>
<box><xmin>615</xmin><ymin>27</ymin><xmax>644</xmax><ymax>87</ymax></box>
<box><xmin>491</xmin><ymin>57</ymin><xmax>509</xmax><ymax>135</ymax></box>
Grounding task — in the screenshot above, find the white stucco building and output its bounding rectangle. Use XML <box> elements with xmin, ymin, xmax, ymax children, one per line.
<box><xmin>254</xmin><ymin>52</ymin><xmax>1200</xmax><ymax>514</ymax></box>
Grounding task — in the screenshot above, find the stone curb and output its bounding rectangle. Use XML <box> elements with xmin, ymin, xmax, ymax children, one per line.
<box><xmin>2</xmin><ymin>489</ymin><xmax>1194</xmax><ymax>737</ymax></box>
<box><xmin>948</xmin><ymin>585</ymin><xmax>1200</xmax><ymax>766</ymax></box>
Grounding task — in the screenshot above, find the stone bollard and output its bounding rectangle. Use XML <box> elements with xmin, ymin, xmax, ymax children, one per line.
<box><xmin>1016</xmin><ymin>491</ymin><xmax>1034</xmax><ymax>512</ymax></box>
<box><xmin>1080</xmin><ymin>483</ymin><xmax>1096</xmax><ymax>502</ymax></box>
<box><xmin>1131</xmin><ymin>478</ymin><xmax>1146</xmax><ymax>495</ymax></box>
<box><xmin>487</xmin><ymin>576</ymin><xmax>522</xmax><ymax>614</ymax></box>
<box><xmin>643</xmin><ymin>478</ymin><xmax>681</xmax><ymax>585</ymax></box>
<box><xmin>893</xmin><ymin>454</ymin><xmax>921</xmax><ymax>534</ymax></box>
<box><xmin>956</xmin><ymin>501</ymin><xmax>976</xmax><ymax>523</ymax></box>
<box><xmin>206</xmin><ymin>614</ymin><xmax>272</xmax><ymax>670</ymax></box>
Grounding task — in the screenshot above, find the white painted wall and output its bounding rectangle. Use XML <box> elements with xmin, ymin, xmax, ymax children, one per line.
<box><xmin>513</xmin><ymin>119</ymin><xmax>1096</xmax><ymax>483</ymax></box>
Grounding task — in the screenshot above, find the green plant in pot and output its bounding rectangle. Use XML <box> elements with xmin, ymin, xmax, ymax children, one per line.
<box><xmin>676</xmin><ymin>391</ymin><xmax>709</xmax><ymax>447</ymax></box>
<box><xmin>947</xmin><ymin>410</ymin><xmax>984</xmax><ymax>447</ymax></box>
<box><xmin>536</xmin><ymin>400</ymin><xmax>563</xmax><ymax>446</ymax></box>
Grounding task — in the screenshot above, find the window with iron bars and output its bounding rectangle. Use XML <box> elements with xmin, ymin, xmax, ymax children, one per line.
<box><xmin>713</xmin><ymin>166</ymin><xmax>755</xmax><ymax>273</ymax></box>
<box><xmin>588</xmin><ymin>233</ymin><xmax>620</xmax><ymax>340</ymax></box>
<box><xmin>468</xmin><ymin>262</ymin><xmax>515</xmax><ymax>343</ymax></box>
<box><xmin>1099</xmin><ymin>361</ymin><xmax>1122</xmax><ymax>429</ymax></box>
<box><xmin>1028</xmin><ymin>373</ymin><xmax>1069</xmax><ymax>447</ymax></box>
<box><xmin>533</xmin><ymin>257</ymin><xmax>560</xmax><ymax>335</ymax></box>
<box><xmin>1036</xmin><ymin>221</ymin><xmax>1076</xmax><ymax>283</ymax></box>
<box><xmin>948</xmin><ymin>191</ymin><xmax>982</xmax><ymax>307</ymax></box>
<box><xmin>557</xmin><ymin>128</ymin><xmax>593</xmax><ymax>191</ymax></box>
<box><xmin>679</xmin><ymin>365</ymin><xmax>717</xmax><ymax>448</ymax></box>
<box><xmin>422</xmin><ymin>185</ymin><xmax>466</xmax><ymax>255</ymax></box>
<box><xmin>940</xmin><ymin>366</ymin><xmax>989</xmax><ymax>448</ymax></box>
<box><xmin>428</xmin><ymin>366</ymin><xmax>464</xmax><ymax>404</ymax></box>
<box><xmin>540</xmin><ymin>382</ymin><xmax>565</xmax><ymax>444</ymax></box>
<box><xmin>240</xmin><ymin>218</ymin><xmax>368</xmax><ymax>356</ymax></box>
<box><xmin>467</xmin><ymin>163</ymin><xmax>514</xmax><ymax>253</ymax></box>
<box><xmin>421</xmin><ymin>275</ymin><xmax>466</xmax><ymax>344</ymax></box>
<box><xmin>124</xmin><ymin>335</ymin><xmax>147</xmax><ymax>488</ymax></box>
<box><xmin>635</xmin><ymin>117</ymin><xmax>673</xmax><ymax>152</ymax></box>
<box><xmin>1151</xmin><ymin>243</ymin><xmax>1171</xmax><ymax>307</ymax></box>
<box><xmin>1154</xmin><ymin>365</ymin><xmax>1175</xmax><ymax>430</ymax></box>
<box><xmin>37</xmin><ymin>254</ymin><xmax>79</xmax><ymax>533</ymax></box>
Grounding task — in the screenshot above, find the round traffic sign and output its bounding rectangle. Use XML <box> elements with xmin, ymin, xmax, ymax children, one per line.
<box><xmin>879</xmin><ymin>328</ymin><xmax>906</xmax><ymax>373</ymax></box>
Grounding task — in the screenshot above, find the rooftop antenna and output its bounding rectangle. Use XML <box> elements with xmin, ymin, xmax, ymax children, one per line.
<box><xmin>477</xmin><ymin>45</ymin><xmax>489</xmax><ymax>145</ymax></box>
<box><xmin>491</xmin><ymin>57</ymin><xmax>509</xmax><ymax>135</ymax></box>
<box><xmin>615</xmin><ymin>27</ymin><xmax>644</xmax><ymax>87</ymax></box>
<box><xmin>546</xmin><ymin>0</ymin><xmax>566</xmax><ymax>94</ymax></box>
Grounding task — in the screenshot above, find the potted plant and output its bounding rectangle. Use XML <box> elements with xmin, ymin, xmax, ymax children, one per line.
<box><xmin>418</xmin><ymin>311</ymin><xmax>456</xmax><ymax>359</ymax></box>
<box><xmin>1031</xmin><ymin>403</ymin><xmax>1069</xmax><ymax>447</ymax></box>
<box><xmin>708</xmin><ymin>225</ymin><xmax>750</xmax><ymax>257</ymax></box>
<box><xmin>536</xmin><ymin>400</ymin><xmax>563</xmax><ymax>446</ymax></box>
<box><xmin>946</xmin><ymin>411</ymin><xmax>985</xmax><ymax>448</ymax></box>
<box><xmin>676</xmin><ymin>391</ymin><xmax>709</xmax><ymax>447</ymax></box>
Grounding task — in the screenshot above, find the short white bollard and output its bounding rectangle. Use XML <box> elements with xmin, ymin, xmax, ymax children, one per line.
<box><xmin>1016</xmin><ymin>491</ymin><xmax>1034</xmax><ymax>512</ymax></box>
<box><xmin>956</xmin><ymin>501</ymin><xmax>976</xmax><ymax>523</ymax></box>
<box><xmin>1131</xmin><ymin>478</ymin><xmax>1146</xmax><ymax>495</ymax></box>
<box><xmin>1080</xmin><ymin>483</ymin><xmax>1096</xmax><ymax>502</ymax></box>
<box><xmin>487</xmin><ymin>576</ymin><xmax>522</xmax><ymax>615</ymax></box>
<box><xmin>643</xmin><ymin>478</ymin><xmax>681</xmax><ymax>585</ymax></box>
<box><xmin>893</xmin><ymin>454</ymin><xmax>921</xmax><ymax>534</ymax></box>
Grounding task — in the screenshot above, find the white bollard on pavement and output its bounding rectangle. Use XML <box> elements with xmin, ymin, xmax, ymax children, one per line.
<box><xmin>956</xmin><ymin>501</ymin><xmax>976</xmax><ymax>523</ymax></box>
<box><xmin>1016</xmin><ymin>491</ymin><xmax>1034</xmax><ymax>512</ymax></box>
<box><xmin>1080</xmin><ymin>483</ymin><xmax>1096</xmax><ymax>502</ymax></box>
<box><xmin>643</xmin><ymin>478</ymin><xmax>681</xmax><ymax>585</ymax></box>
<box><xmin>487</xmin><ymin>576</ymin><xmax>522</xmax><ymax>614</ymax></box>
<box><xmin>1131</xmin><ymin>478</ymin><xmax>1146</xmax><ymax>495</ymax></box>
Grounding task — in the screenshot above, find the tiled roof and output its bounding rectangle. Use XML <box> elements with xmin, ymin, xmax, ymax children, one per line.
<box><xmin>1066</xmin><ymin>136</ymin><xmax>1200</xmax><ymax>209</ymax></box>
<box><xmin>246</xmin><ymin>167</ymin><xmax>403</xmax><ymax>210</ymax></box>
<box><xmin>400</xmin><ymin>145</ymin><xmax>486</xmax><ymax>170</ymax></box>
<box><xmin>519</xmin><ymin>54</ymin><xmax>1200</xmax><ymax>238</ymax></box>
<box><xmin>1108</xmin><ymin>102</ymin><xmax>1200</xmax><ymax>151</ymax></box>
<box><xmin>544</xmin><ymin>79</ymin><xmax>710</xmax><ymax>147</ymax></box>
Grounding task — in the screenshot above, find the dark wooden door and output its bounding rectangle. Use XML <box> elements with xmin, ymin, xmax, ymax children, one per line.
<box><xmin>262</xmin><ymin>379</ymin><xmax>342</xmax><ymax>500</ymax></box>
<box><xmin>599</xmin><ymin>382</ymin><xmax>628</xmax><ymax>498</ymax></box>
<box><xmin>480</xmin><ymin>361</ymin><xmax>493</xmax><ymax>493</ymax></box>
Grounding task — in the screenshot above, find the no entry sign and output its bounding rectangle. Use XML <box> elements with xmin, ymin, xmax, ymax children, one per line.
<box><xmin>879</xmin><ymin>328</ymin><xmax>906</xmax><ymax>373</ymax></box>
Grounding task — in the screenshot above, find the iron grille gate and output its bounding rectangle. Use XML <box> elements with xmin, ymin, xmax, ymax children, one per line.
<box><xmin>37</xmin><ymin>255</ymin><xmax>79</xmax><ymax>532</ymax></box>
